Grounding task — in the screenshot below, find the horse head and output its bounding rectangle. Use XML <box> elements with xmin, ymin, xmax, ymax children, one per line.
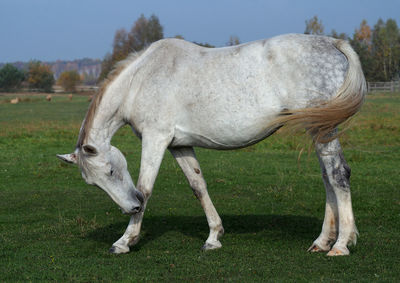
<box><xmin>57</xmin><ymin>144</ymin><xmax>144</xmax><ymax>215</ymax></box>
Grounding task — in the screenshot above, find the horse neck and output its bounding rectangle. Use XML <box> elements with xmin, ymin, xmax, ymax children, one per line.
<box><xmin>84</xmin><ymin>83</ymin><xmax>127</xmax><ymax>150</ymax></box>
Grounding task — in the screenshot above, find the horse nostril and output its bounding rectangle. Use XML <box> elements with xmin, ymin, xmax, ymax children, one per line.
<box><xmin>131</xmin><ymin>205</ymin><xmax>141</xmax><ymax>214</ymax></box>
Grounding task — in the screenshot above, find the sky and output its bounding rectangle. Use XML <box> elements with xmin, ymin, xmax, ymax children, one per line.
<box><xmin>1</xmin><ymin>0</ymin><xmax>400</xmax><ymax>63</ymax></box>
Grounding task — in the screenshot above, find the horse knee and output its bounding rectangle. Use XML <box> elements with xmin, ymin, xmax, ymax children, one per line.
<box><xmin>137</xmin><ymin>185</ymin><xmax>152</xmax><ymax>200</ymax></box>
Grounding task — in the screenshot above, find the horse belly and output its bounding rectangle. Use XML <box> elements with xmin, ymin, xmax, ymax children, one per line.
<box><xmin>171</xmin><ymin>108</ymin><xmax>281</xmax><ymax>149</ymax></box>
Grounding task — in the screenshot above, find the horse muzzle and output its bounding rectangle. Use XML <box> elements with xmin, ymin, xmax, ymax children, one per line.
<box><xmin>121</xmin><ymin>190</ymin><xmax>145</xmax><ymax>215</ymax></box>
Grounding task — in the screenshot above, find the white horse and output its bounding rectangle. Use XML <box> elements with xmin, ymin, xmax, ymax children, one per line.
<box><xmin>57</xmin><ymin>34</ymin><xmax>366</xmax><ymax>256</ymax></box>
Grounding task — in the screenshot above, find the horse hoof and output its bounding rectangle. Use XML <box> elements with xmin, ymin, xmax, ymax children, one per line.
<box><xmin>202</xmin><ymin>241</ymin><xmax>222</xmax><ymax>251</ymax></box>
<box><xmin>109</xmin><ymin>245</ymin><xmax>130</xmax><ymax>254</ymax></box>
<box><xmin>327</xmin><ymin>246</ymin><xmax>349</xmax><ymax>256</ymax></box>
<box><xmin>307</xmin><ymin>243</ymin><xmax>330</xmax><ymax>253</ymax></box>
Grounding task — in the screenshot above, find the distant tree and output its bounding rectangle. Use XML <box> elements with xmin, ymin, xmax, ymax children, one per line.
<box><xmin>99</xmin><ymin>14</ymin><xmax>164</xmax><ymax>82</ymax></box>
<box><xmin>351</xmin><ymin>20</ymin><xmax>375</xmax><ymax>81</ymax></box>
<box><xmin>305</xmin><ymin>16</ymin><xmax>324</xmax><ymax>35</ymax></box>
<box><xmin>384</xmin><ymin>19</ymin><xmax>400</xmax><ymax>80</ymax></box>
<box><xmin>57</xmin><ymin>70</ymin><xmax>81</xmax><ymax>92</ymax></box>
<box><xmin>125</xmin><ymin>14</ymin><xmax>164</xmax><ymax>53</ymax></box>
<box><xmin>27</xmin><ymin>61</ymin><xmax>55</xmax><ymax>92</ymax></box>
<box><xmin>371</xmin><ymin>19</ymin><xmax>388</xmax><ymax>80</ymax></box>
<box><xmin>112</xmin><ymin>28</ymin><xmax>130</xmax><ymax>63</ymax></box>
<box><xmin>227</xmin><ymin>35</ymin><xmax>241</xmax><ymax>46</ymax></box>
<box><xmin>144</xmin><ymin>14</ymin><xmax>164</xmax><ymax>45</ymax></box>
<box><xmin>330</xmin><ymin>30</ymin><xmax>349</xmax><ymax>40</ymax></box>
<box><xmin>174</xmin><ymin>35</ymin><xmax>185</xmax><ymax>40</ymax></box>
<box><xmin>354</xmin><ymin>20</ymin><xmax>372</xmax><ymax>46</ymax></box>
<box><xmin>0</xmin><ymin>64</ymin><xmax>25</xmax><ymax>91</ymax></box>
<box><xmin>349</xmin><ymin>18</ymin><xmax>400</xmax><ymax>81</ymax></box>
<box><xmin>370</xmin><ymin>18</ymin><xmax>400</xmax><ymax>81</ymax></box>
<box><xmin>98</xmin><ymin>53</ymin><xmax>113</xmax><ymax>83</ymax></box>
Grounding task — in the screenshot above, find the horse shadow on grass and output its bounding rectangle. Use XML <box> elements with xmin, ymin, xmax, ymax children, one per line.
<box><xmin>86</xmin><ymin>214</ymin><xmax>321</xmax><ymax>250</ymax></box>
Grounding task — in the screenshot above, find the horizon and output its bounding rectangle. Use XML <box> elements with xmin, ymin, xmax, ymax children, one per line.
<box><xmin>1</xmin><ymin>0</ymin><xmax>400</xmax><ymax>63</ymax></box>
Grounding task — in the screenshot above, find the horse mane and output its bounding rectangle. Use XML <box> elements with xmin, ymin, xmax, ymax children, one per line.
<box><xmin>76</xmin><ymin>50</ymin><xmax>146</xmax><ymax>148</ymax></box>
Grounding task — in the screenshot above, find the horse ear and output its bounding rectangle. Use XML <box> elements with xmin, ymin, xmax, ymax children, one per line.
<box><xmin>57</xmin><ymin>153</ymin><xmax>77</xmax><ymax>165</ymax></box>
<box><xmin>82</xmin><ymin>144</ymin><xmax>98</xmax><ymax>156</ymax></box>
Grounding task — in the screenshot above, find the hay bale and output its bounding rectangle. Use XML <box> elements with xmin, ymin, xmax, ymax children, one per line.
<box><xmin>10</xmin><ymin>97</ymin><xmax>20</xmax><ymax>104</ymax></box>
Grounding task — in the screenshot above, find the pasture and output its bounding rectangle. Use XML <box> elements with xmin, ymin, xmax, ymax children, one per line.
<box><xmin>0</xmin><ymin>92</ymin><xmax>399</xmax><ymax>281</ymax></box>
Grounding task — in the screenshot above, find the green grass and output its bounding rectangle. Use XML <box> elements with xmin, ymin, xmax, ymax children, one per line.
<box><xmin>0</xmin><ymin>93</ymin><xmax>399</xmax><ymax>282</ymax></box>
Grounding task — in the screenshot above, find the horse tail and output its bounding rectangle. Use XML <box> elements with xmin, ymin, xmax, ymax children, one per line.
<box><xmin>269</xmin><ymin>39</ymin><xmax>367</xmax><ymax>143</ymax></box>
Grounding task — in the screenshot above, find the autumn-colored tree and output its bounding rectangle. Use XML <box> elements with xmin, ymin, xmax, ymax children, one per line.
<box><xmin>27</xmin><ymin>61</ymin><xmax>55</xmax><ymax>92</ymax></box>
<box><xmin>0</xmin><ymin>64</ymin><xmax>25</xmax><ymax>91</ymax></box>
<box><xmin>305</xmin><ymin>16</ymin><xmax>324</xmax><ymax>35</ymax></box>
<box><xmin>57</xmin><ymin>70</ymin><xmax>81</xmax><ymax>92</ymax></box>
<box><xmin>354</xmin><ymin>20</ymin><xmax>372</xmax><ymax>47</ymax></box>
<box><xmin>351</xmin><ymin>20</ymin><xmax>375</xmax><ymax>81</ymax></box>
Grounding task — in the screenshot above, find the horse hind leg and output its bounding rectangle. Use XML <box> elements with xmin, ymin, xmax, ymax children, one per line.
<box><xmin>311</xmin><ymin>136</ymin><xmax>358</xmax><ymax>256</ymax></box>
<box><xmin>170</xmin><ymin>147</ymin><xmax>224</xmax><ymax>250</ymax></box>
<box><xmin>308</xmin><ymin>154</ymin><xmax>339</xmax><ymax>253</ymax></box>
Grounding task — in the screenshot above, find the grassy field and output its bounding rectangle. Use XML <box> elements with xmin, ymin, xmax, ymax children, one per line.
<box><xmin>0</xmin><ymin>92</ymin><xmax>399</xmax><ymax>282</ymax></box>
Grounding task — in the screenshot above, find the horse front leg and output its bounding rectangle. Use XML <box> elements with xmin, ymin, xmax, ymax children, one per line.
<box><xmin>109</xmin><ymin>213</ymin><xmax>144</xmax><ymax>254</ymax></box>
<box><xmin>170</xmin><ymin>147</ymin><xmax>224</xmax><ymax>250</ymax></box>
<box><xmin>110</xmin><ymin>132</ymin><xmax>172</xmax><ymax>254</ymax></box>
<box><xmin>310</xmin><ymin>137</ymin><xmax>358</xmax><ymax>256</ymax></box>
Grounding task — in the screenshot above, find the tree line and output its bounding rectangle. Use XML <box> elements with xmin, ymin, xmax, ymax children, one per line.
<box><xmin>0</xmin><ymin>61</ymin><xmax>55</xmax><ymax>92</ymax></box>
<box><xmin>0</xmin><ymin>61</ymin><xmax>82</xmax><ymax>93</ymax></box>
<box><xmin>1</xmin><ymin>14</ymin><xmax>399</xmax><ymax>93</ymax></box>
